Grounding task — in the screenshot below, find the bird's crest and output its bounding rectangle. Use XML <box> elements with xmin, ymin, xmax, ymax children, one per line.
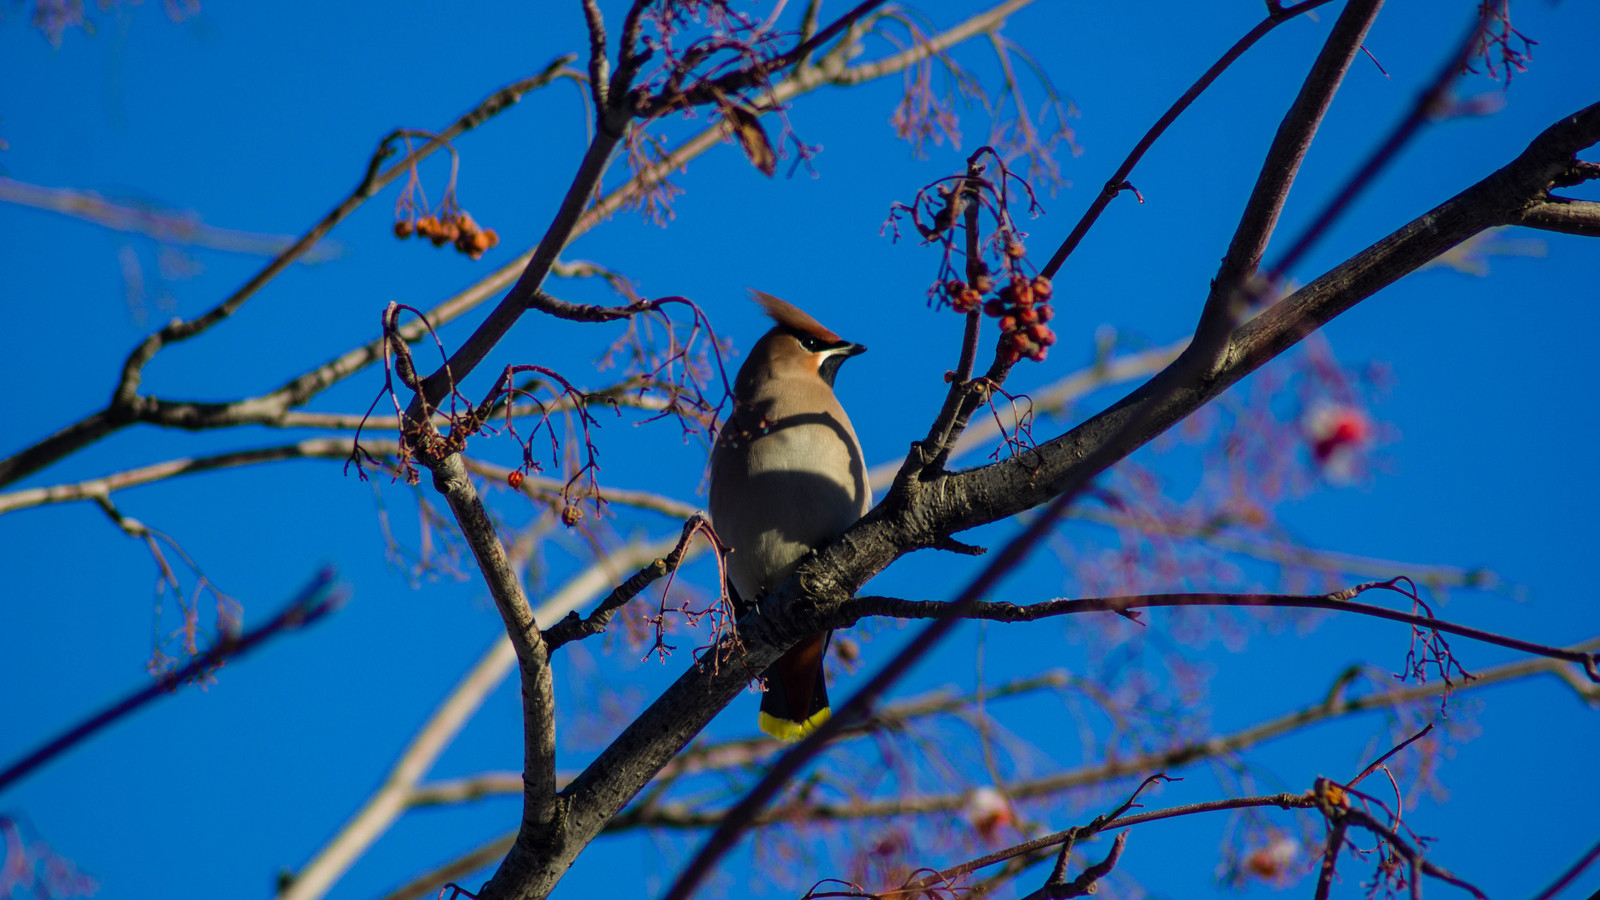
<box><xmin>748</xmin><ymin>288</ymin><xmax>843</xmax><ymax>344</ymax></box>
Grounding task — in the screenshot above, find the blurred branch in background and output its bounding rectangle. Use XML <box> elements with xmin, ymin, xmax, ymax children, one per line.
<box><xmin>0</xmin><ymin>176</ymin><xmax>344</xmax><ymax>260</ymax></box>
<box><xmin>0</xmin><ymin>570</ymin><xmax>345</xmax><ymax>795</ymax></box>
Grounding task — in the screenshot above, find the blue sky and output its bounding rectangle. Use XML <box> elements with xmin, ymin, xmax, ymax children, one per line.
<box><xmin>2</xmin><ymin>2</ymin><xmax>1598</xmax><ymax>899</ymax></box>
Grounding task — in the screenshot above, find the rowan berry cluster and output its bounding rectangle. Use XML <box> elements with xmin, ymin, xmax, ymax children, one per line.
<box><xmin>943</xmin><ymin>269</ymin><xmax>1056</xmax><ymax>364</ymax></box>
<box><xmin>394</xmin><ymin>210</ymin><xmax>500</xmax><ymax>260</ymax></box>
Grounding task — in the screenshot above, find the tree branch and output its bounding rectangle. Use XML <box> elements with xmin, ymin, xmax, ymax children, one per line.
<box><xmin>1039</xmin><ymin>0</ymin><xmax>1337</xmax><ymax>280</ymax></box>
<box><xmin>840</xmin><ymin>583</ymin><xmax>1600</xmax><ymax>676</ymax></box>
<box><xmin>0</xmin><ymin>571</ymin><xmax>343</xmax><ymax>795</ymax></box>
<box><xmin>0</xmin><ymin>60</ymin><xmax>576</xmax><ymax>489</ymax></box>
<box><xmin>278</xmin><ymin>535</ymin><xmax>684</xmax><ymax>900</ymax></box>
<box><xmin>1513</xmin><ymin>196</ymin><xmax>1600</xmax><ymax>237</ymax></box>
<box><xmin>0</xmin><ymin>176</ymin><xmax>342</xmax><ymax>260</ymax></box>
<box><xmin>1266</xmin><ymin>1</ymin><xmax>1512</xmax><ymax>278</ymax></box>
<box><xmin>1189</xmin><ymin>0</ymin><xmax>1385</xmax><ymax>365</ymax></box>
<box><xmin>533</xmin><ymin>101</ymin><xmax>1600</xmax><ymax>900</ymax></box>
<box><xmin>0</xmin><ymin>438</ymin><xmax>698</xmax><ymax>521</ymax></box>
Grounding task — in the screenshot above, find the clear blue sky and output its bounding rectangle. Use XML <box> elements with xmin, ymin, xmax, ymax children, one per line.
<box><xmin>2</xmin><ymin>2</ymin><xmax>1597</xmax><ymax>899</ymax></box>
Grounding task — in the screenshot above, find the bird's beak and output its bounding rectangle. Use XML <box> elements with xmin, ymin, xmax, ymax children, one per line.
<box><xmin>841</xmin><ymin>342</ymin><xmax>867</xmax><ymax>357</ymax></box>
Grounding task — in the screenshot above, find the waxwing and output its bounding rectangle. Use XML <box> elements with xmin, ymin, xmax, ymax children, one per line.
<box><xmin>709</xmin><ymin>289</ymin><xmax>871</xmax><ymax>741</ymax></box>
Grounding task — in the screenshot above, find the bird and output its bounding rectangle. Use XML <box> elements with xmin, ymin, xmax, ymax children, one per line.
<box><xmin>709</xmin><ymin>289</ymin><xmax>871</xmax><ymax>741</ymax></box>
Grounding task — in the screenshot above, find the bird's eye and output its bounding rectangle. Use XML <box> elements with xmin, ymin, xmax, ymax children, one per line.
<box><xmin>798</xmin><ymin>334</ymin><xmax>833</xmax><ymax>353</ymax></box>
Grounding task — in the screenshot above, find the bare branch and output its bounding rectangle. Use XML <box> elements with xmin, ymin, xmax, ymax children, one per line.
<box><xmin>0</xmin><ymin>176</ymin><xmax>342</xmax><ymax>260</ymax></box>
<box><xmin>1513</xmin><ymin>197</ymin><xmax>1600</xmax><ymax>237</ymax></box>
<box><xmin>0</xmin><ymin>59</ymin><xmax>576</xmax><ymax>489</ymax></box>
<box><xmin>543</xmin><ymin>514</ymin><xmax>715</xmax><ymax>649</ymax></box>
<box><xmin>1040</xmin><ymin>0</ymin><xmax>1338</xmax><ymax>279</ymax></box>
<box><xmin>278</xmin><ymin>535</ymin><xmax>682</xmax><ymax>900</ymax></box>
<box><xmin>0</xmin><ymin>571</ymin><xmax>343</xmax><ymax>795</ymax></box>
<box><xmin>580</xmin><ymin>0</ymin><xmax>610</xmax><ymax>109</ymax></box>
<box><xmin>922</xmin><ymin>792</ymin><xmax>1314</xmax><ymax>890</ymax></box>
<box><xmin>841</xmin><ymin>582</ymin><xmax>1600</xmax><ymax>675</ymax></box>
<box><xmin>0</xmin><ymin>438</ymin><xmax>697</xmax><ymax>521</ymax></box>
<box><xmin>1190</xmin><ymin>0</ymin><xmax>1385</xmax><ymax>363</ymax></box>
<box><xmin>1268</xmin><ymin>1</ymin><xmax>1514</xmax><ymax>278</ymax></box>
<box><xmin>1529</xmin><ymin>835</ymin><xmax>1600</xmax><ymax>900</ymax></box>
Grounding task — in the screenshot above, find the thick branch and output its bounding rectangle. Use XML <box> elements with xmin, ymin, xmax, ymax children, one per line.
<box><xmin>428</xmin><ymin>455</ymin><xmax>560</xmax><ymax>884</ymax></box>
<box><xmin>1190</xmin><ymin>0</ymin><xmax>1384</xmax><ymax>362</ymax></box>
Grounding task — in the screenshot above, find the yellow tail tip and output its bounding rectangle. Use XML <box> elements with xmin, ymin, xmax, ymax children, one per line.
<box><xmin>758</xmin><ymin>707</ymin><xmax>832</xmax><ymax>741</ymax></box>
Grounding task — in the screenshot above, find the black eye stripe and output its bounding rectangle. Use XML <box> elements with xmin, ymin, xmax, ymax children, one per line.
<box><xmin>788</xmin><ymin>328</ymin><xmax>843</xmax><ymax>353</ymax></box>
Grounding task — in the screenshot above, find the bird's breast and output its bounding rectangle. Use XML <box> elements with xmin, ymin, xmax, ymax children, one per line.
<box><xmin>709</xmin><ymin>407</ymin><xmax>869</xmax><ymax>600</ymax></box>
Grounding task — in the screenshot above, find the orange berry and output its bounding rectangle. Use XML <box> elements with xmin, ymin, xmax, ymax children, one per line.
<box><xmin>973</xmin><ymin>273</ymin><xmax>994</xmax><ymax>294</ymax></box>
<box><xmin>1031</xmin><ymin>276</ymin><xmax>1053</xmax><ymax>299</ymax></box>
<box><xmin>1036</xmin><ymin>304</ymin><xmax>1054</xmax><ymax>323</ymax></box>
<box><xmin>507</xmin><ymin>470</ymin><xmax>525</xmax><ymax>489</ymax></box>
<box><xmin>481</xmin><ymin>229</ymin><xmax>499</xmax><ymax>249</ymax></box>
<box><xmin>393</xmin><ymin>220</ymin><xmax>414</xmax><ymax>239</ymax></box>
<box><xmin>945</xmin><ymin>279</ymin><xmax>967</xmax><ymax>299</ymax></box>
<box><xmin>999</xmin><ymin>315</ymin><xmax>1018</xmax><ymax>334</ymax></box>
<box><xmin>1009</xmin><ymin>274</ymin><xmax>1034</xmax><ymax>307</ymax></box>
<box><xmin>1005</xmin><ymin>240</ymin><xmax>1026</xmax><ymax>259</ymax></box>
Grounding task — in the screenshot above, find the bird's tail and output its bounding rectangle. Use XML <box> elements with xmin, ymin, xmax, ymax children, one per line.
<box><xmin>758</xmin><ymin>632</ymin><xmax>831</xmax><ymax>741</ymax></box>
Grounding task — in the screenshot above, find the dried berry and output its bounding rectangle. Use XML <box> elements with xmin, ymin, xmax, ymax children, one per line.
<box><xmin>507</xmin><ymin>470</ymin><xmax>525</xmax><ymax>489</ymax></box>
<box><xmin>393</xmin><ymin>220</ymin><xmax>415</xmax><ymax>239</ymax></box>
<box><xmin>1031</xmin><ymin>275</ymin><xmax>1053</xmax><ymax>300</ymax></box>
<box><xmin>561</xmin><ymin>504</ymin><xmax>584</xmax><ymax>527</ymax></box>
<box><xmin>983</xmin><ymin>298</ymin><xmax>1007</xmax><ymax>318</ymax></box>
<box><xmin>1005</xmin><ymin>240</ymin><xmax>1026</xmax><ymax>259</ymax></box>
